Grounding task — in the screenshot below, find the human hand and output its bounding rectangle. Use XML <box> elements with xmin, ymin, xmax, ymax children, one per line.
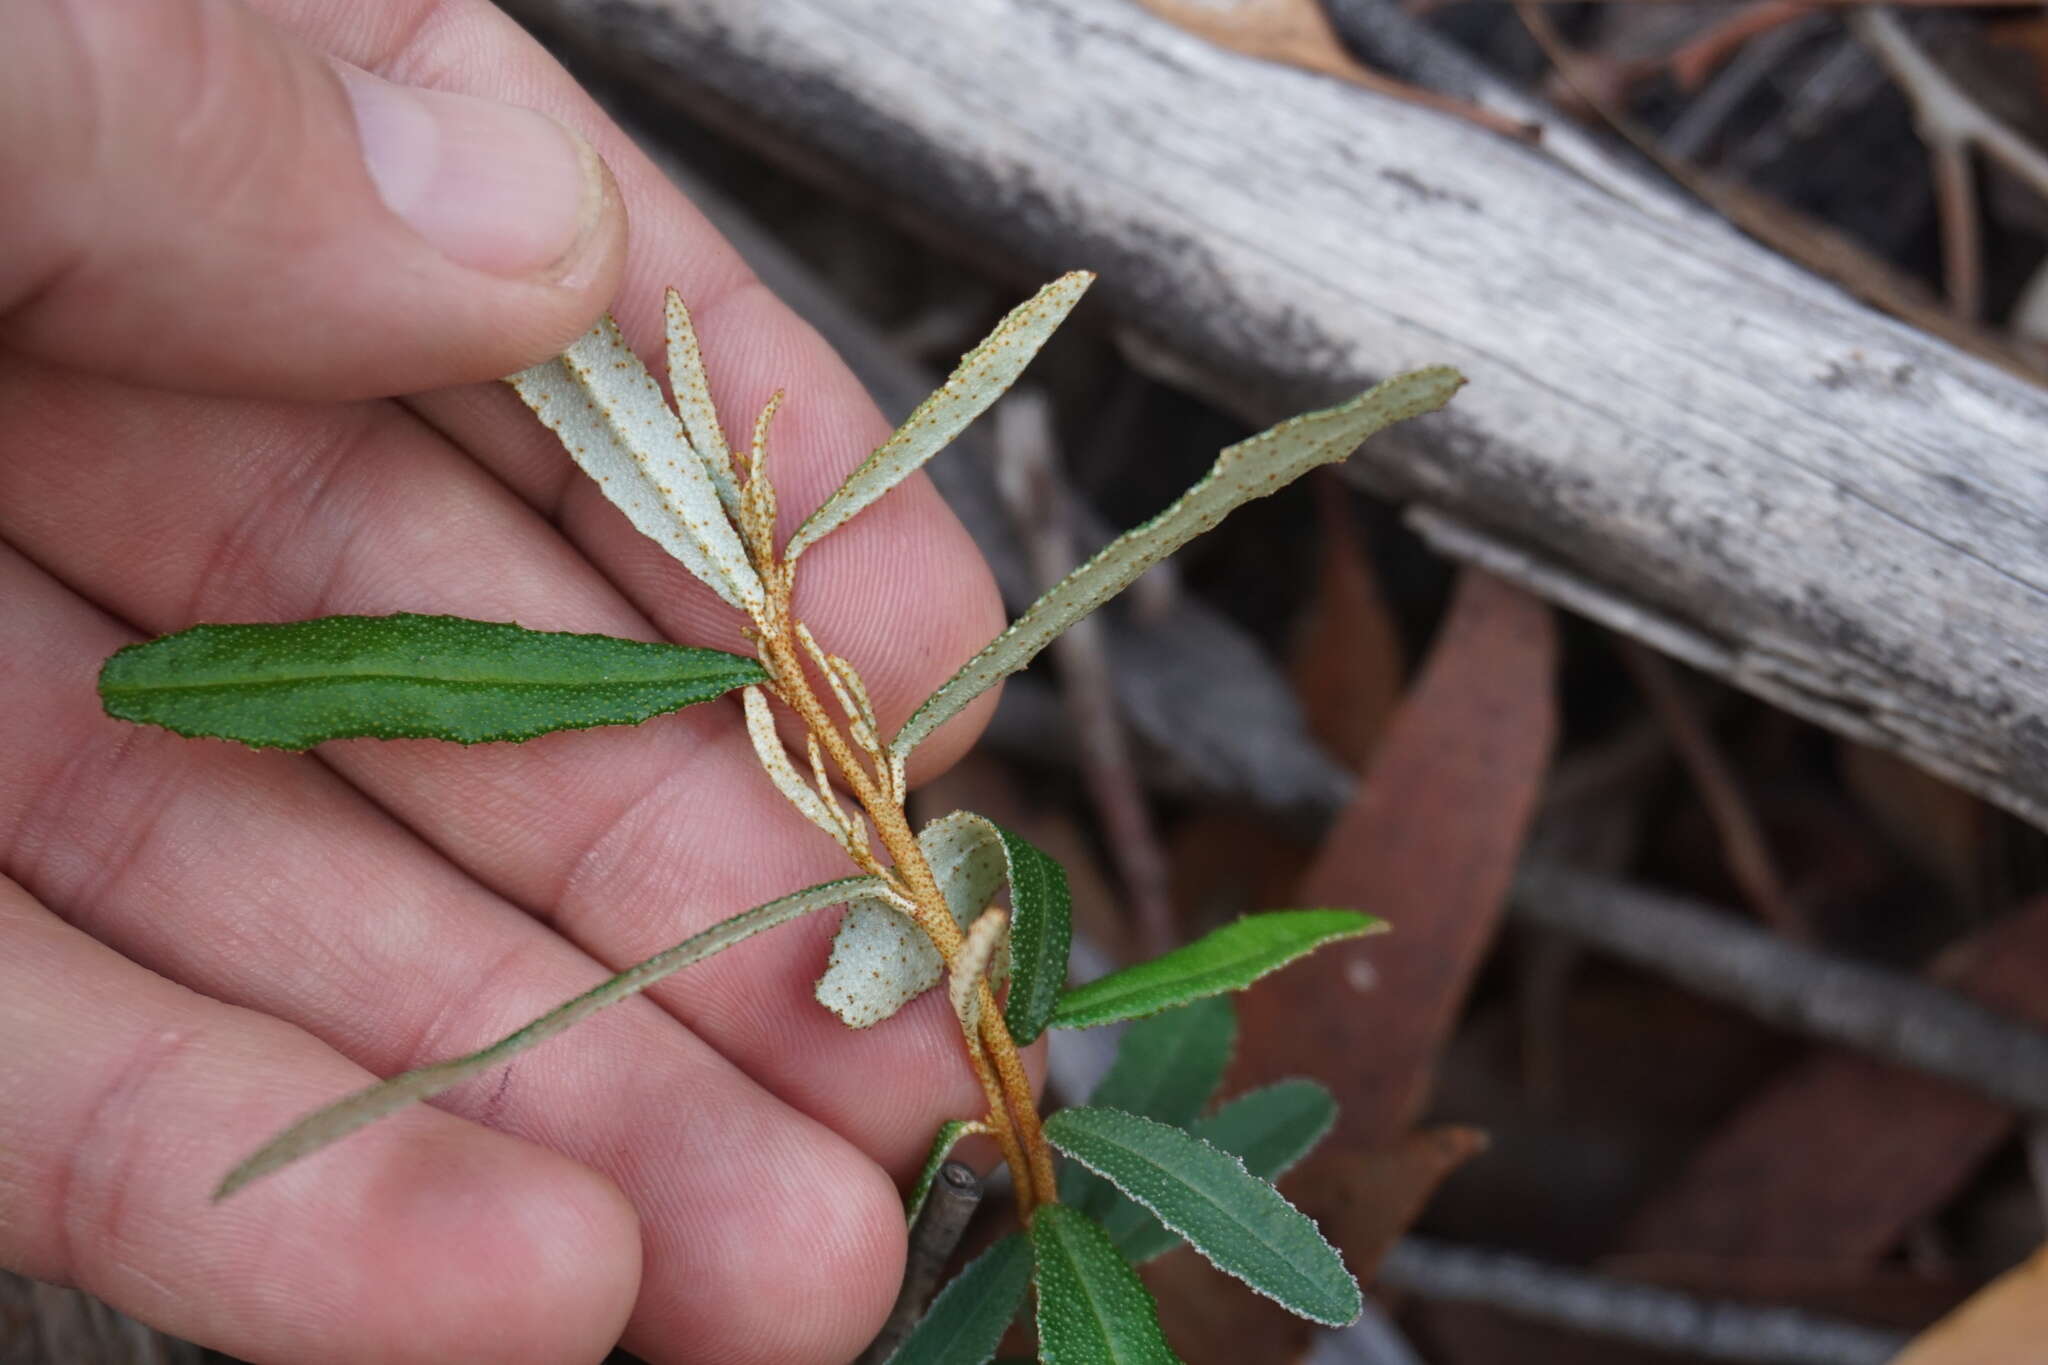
<box><xmin>0</xmin><ymin>3</ymin><xmax>1007</xmax><ymax>1362</ymax></box>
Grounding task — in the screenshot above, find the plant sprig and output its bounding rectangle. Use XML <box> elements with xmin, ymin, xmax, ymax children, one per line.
<box><xmin>97</xmin><ymin>272</ymin><xmax>1462</xmax><ymax>1359</ymax></box>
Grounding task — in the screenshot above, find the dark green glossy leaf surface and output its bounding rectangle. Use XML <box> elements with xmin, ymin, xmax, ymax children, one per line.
<box><xmin>996</xmin><ymin>821</ymin><xmax>1073</xmax><ymax>1045</ymax></box>
<box><xmin>100</xmin><ymin>613</ymin><xmax>765</xmax><ymax>749</ymax></box>
<box><xmin>1030</xmin><ymin>1204</ymin><xmax>1180</xmax><ymax>1365</ymax></box>
<box><xmin>1103</xmin><ymin>1079</ymin><xmax>1337</xmax><ymax>1263</ymax></box>
<box><xmin>1062</xmin><ymin>997</ymin><xmax>1237</xmax><ymax>1221</ymax></box>
<box><xmin>1050</xmin><ymin>911</ymin><xmax>1383</xmax><ymax>1029</ymax></box>
<box><xmin>1045</xmin><ymin>1107</ymin><xmax>1360</xmax><ymax>1326</ymax></box>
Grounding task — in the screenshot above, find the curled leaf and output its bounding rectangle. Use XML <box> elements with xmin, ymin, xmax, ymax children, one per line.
<box><xmin>950</xmin><ymin>907</ymin><xmax>1010</xmax><ymax>1035</ymax></box>
<box><xmin>814</xmin><ymin>894</ymin><xmax>942</xmax><ymax>1029</ymax></box>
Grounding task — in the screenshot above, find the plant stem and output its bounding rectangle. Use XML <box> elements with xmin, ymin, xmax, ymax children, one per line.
<box><xmin>758</xmin><ymin>600</ymin><xmax>1058</xmax><ymax>1212</ymax></box>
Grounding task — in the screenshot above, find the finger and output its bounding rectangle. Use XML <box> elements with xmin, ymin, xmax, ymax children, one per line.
<box><xmin>250</xmin><ymin>0</ymin><xmax>1009</xmax><ymax>771</ymax></box>
<box><xmin>1</xmin><ymin>0</ymin><xmax>625</xmax><ymax>398</ymax></box>
<box><xmin>0</xmin><ymin>541</ymin><xmax>906</xmax><ymax>1365</ymax></box>
<box><xmin>0</xmin><ymin>360</ymin><xmax>1012</xmax><ymax>1177</ymax></box>
<box><xmin>0</xmin><ymin>874</ymin><xmax>639</xmax><ymax>1365</ymax></box>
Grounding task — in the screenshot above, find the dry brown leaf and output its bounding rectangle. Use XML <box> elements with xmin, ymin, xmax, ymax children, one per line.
<box><xmin>1841</xmin><ymin>741</ymin><xmax>1989</xmax><ymax>907</ymax></box>
<box><xmin>1239</xmin><ymin>566</ymin><xmax>1558</xmax><ymax>1149</ymax></box>
<box><xmin>1622</xmin><ymin>895</ymin><xmax>2048</xmax><ymax>1264</ymax></box>
<box><xmin>1894</xmin><ymin>1247</ymin><xmax>2048</xmax><ymax>1365</ymax></box>
<box><xmin>1290</xmin><ymin>476</ymin><xmax>1405</xmax><ymax>770</ymax></box>
<box><xmin>1136</xmin><ymin>0</ymin><xmax>1536</xmax><ymax>140</ymax></box>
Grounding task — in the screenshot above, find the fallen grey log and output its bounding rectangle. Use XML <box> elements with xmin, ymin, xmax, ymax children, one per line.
<box><xmin>1379</xmin><ymin>1237</ymin><xmax>1909</xmax><ymax>1365</ymax></box>
<box><xmin>510</xmin><ymin>0</ymin><xmax>2048</xmax><ymax>828</ymax></box>
<box><xmin>1516</xmin><ymin>862</ymin><xmax>2048</xmax><ymax>1116</ymax></box>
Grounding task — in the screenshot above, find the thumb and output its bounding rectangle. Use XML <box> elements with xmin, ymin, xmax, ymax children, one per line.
<box><xmin>2</xmin><ymin>0</ymin><xmax>626</xmax><ymax>399</ymax></box>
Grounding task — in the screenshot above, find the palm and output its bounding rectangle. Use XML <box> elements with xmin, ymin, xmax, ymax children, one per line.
<box><xmin>0</xmin><ymin>2</ymin><xmax>1004</xmax><ymax>1361</ymax></box>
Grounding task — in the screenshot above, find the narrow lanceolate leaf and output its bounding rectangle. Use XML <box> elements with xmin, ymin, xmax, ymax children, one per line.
<box><xmin>1093</xmin><ymin>997</ymin><xmax>1238</xmax><ymax>1128</ymax></box>
<box><xmin>1045</xmin><ymin>1107</ymin><xmax>1361</xmax><ymax>1326</ymax></box>
<box><xmin>216</xmin><ymin>877</ymin><xmax>875</xmax><ymax>1200</ymax></box>
<box><xmin>891</xmin><ymin>366</ymin><xmax>1463</xmax><ymax>760</ymax></box>
<box><xmin>1030</xmin><ymin>1204</ymin><xmax>1182</xmax><ymax>1365</ymax></box>
<box><xmin>787</xmin><ymin>272</ymin><xmax>1094</xmax><ymax>560</ymax></box>
<box><xmin>510</xmin><ymin>317</ymin><xmax>763</xmax><ymax>614</ymax></box>
<box><xmin>906</xmin><ymin>1118</ymin><xmax>988</xmax><ymax>1225</ymax></box>
<box><xmin>1051</xmin><ymin>911</ymin><xmax>1383</xmax><ymax>1030</ymax></box>
<box><xmin>814</xmin><ymin>895</ymin><xmax>943</xmax><ymax>1029</ymax></box>
<box><xmin>886</xmin><ymin>1233</ymin><xmax>1032</xmax><ymax>1365</ymax></box>
<box><xmin>98</xmin><ymin>614</ymin><xmax>765</xmax><ymax>750</ymax></box>
<box><xmin>992</xmin><ymin>821</ymin><xmax>1073</xmax><ymax>1045</ymax></box>
<box><xmin>1062</xmin><ymin>996</ymin><xmax>1239</xmax><ymax>1219</ymax></box>
<box><xmin>1103</xmin><ymin>1080</ymin><xmax>1338</xmax><ymax>1264</ymax></box>
<box><xmin>950</xmin><ymin>908</ymin><xmax>1009</xmax><ymax>1035</ymax></box>
<box><xmin>664</xmin><ymin>288</ymin><xmax>742</xmax><ymax>519</ymax></box>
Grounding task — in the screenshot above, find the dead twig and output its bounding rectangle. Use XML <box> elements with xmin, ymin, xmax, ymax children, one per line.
<box><xmin>1515</xmin><ymin>863</ymin><xmax>2048</xmax><ymax>1115</ymax></box>
<box><xmin>1378</xmin><ymin>1237</ymin><xmax>1911</xmax><ymax>1365</ymax></box>
<box><xmin>995</xmin><ymin>393</ymin><xmax>1179</xmax><ymax>959</ymax></box>
<box><xmin>1511</xmin><ymin>0</ymin><xmax>2040</xmax><ymax>378</ymax></box>
<box><xmin>854</xmin><ymin>1162</ymin><xmax>984</xmax><ymax>1364</ymax></box>
<box><xmin>1852</xmin><ymin>5</ymin><xmax>2048</xmax><ymax>322</ymax></box>
<box><xmin>1619</xmin><ymin>641</ymin><xmax>1806</xmax><ymax>937</ymax></box>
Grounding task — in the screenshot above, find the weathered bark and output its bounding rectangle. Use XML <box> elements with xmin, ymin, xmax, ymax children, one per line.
<box><xmin>509</xmin><ymin>0</ymin><xmax>2048</xmax><ymax>827</ymax></box>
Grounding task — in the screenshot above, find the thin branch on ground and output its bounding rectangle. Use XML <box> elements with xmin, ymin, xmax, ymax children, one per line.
<box><xmin>1514</xmin><ymin>862</ymin><xmax>2048</xmax><ymax>1114</ymax></box>
<box><xmin>854</xmin><ymin>1163</ymin><xmax>984</xmax><ymax>1365</ymax></box>
<box><xmin>1511</xmin><ymin>0</ymin><xmax>2039</xmax><ymax>378</ymax></box>
<box><xmin>1619</xmin><ymin>641</ymin><xmax>1806</xmax><ymax>938</ymax></box>
<box><xmin>1853</xmin><ymin>5</ymin><xmax>2048</xmax><ymax>321</ymax></box>
<box><xmin>996</xmin><ymin>392</ymin><xmax>1180</xmax><ymax>959</ymax></box>
<box><xmin>1378</xmin><ymin>1236</ymin><xmax>1910</xmax><ymax>1365</ymax></box>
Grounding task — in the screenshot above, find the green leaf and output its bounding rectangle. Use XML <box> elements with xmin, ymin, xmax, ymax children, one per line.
<box><xmin>1062</xmin><ymin>998</ymin><xmax>1238</xmax><ymax>1220</ymax></box>
<box><xmin>885</xmin><ymin>1233</ymin><xmax>1032</xmax><ymax>1365</ymax></box>
<box><xmin>509</xmin><ymin>317</ymin><xmax>763</xmax><ymax>614</ymax></box>
<box><xmin>891</xmin><ymin>366</ymin><xmax>1462</xmax><ymax>760</ymax></box>
<box><xmin>98</xmin><ymin>614</ymin><xmax>765</xmax><ymax>750</ymax></box>
<box><xmin>1191</xmin><ymin>1080</ymin><xmax>1337</xmax><ymax>1185</ymax></box>
<box><xmin>1030</xmin><ymin>1204</ymin><xmax>1181</xmax><ymax>1365</ymax></box>
<box><xmin>1044</xmin><ymin>1107</ymin><xmax>1361</xmax><ymax>1326</ymax></box>
<box><xmin>1091</xmin><ymin>996</ymin><xmax>1238</xmax><ymax>1128</ymax></box>
<box><xmin>1102</xmin><ymin>1080</ymin><xmax>1337</xmax><ymax>1264</ymax></box>
<box><xmin>993</xmin><ymin>821</ymin><xmax>1072</xmax><ymax>1045</ymax></box>
<box><xmin>215</xmin><ymin>877</ymin><xmax>874</xmax><ymax>1200</ymax></box>
<box><xmin>906</xmin><ymin>1119</ymin><xmax>984</xmax><ymax>1225</ymax></box>
<box><xmin>788</xmin><ymin>273</ymin><xmax>1093</xmax><ymax>560</ymax></box>
<box><xmin>1050</xmin><ymin>911</ymin><xmax>1383</xmax><ymax>1030</ymax></box>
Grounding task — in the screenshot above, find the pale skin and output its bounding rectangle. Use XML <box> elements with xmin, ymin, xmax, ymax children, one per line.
<box><xmin>0</xmin><ymin>2</ymin><xmax>1023</xmax><ymax>1362</ymax></box>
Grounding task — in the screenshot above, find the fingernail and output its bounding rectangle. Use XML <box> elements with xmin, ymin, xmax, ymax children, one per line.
<box><xmin>337</xmin><ymin>64</ymin><xmax>610</xmax><ymax>284</ymax></box>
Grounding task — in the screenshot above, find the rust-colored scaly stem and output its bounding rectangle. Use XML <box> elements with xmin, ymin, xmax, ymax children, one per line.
<box><xmin>753</xmin><ymin>570</ymin><xmax>1055</xmax><ymax>1213</ymax></box>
